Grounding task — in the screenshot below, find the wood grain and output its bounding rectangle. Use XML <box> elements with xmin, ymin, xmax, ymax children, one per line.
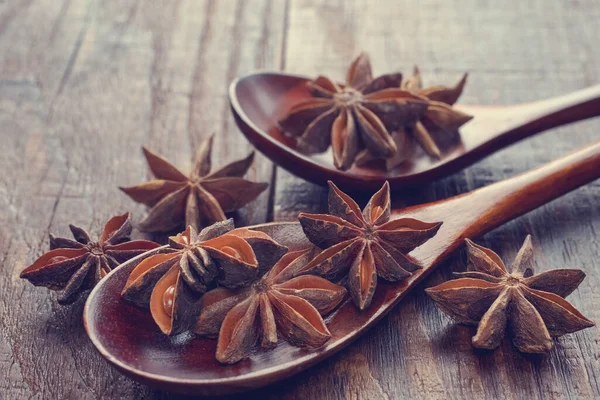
<box><xmin>1</xmin><ymin>0</ymin><xmax>599</xmax><ymax>399</ymax></box>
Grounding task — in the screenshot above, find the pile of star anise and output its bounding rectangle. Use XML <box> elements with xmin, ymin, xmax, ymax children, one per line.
<box><xmin>117</xmin><ymin>180</ymin><xmax>442</xmax><ymax>364</ymax></box>
<box><xmin>21</xmin><ymin>124</ymin><xmax>446</xmax><ymax>365</ymax></box>
<box><xmin>19</xmin><ymin>55</ymin><xmax>594</xmax><ymax>366</ymax></box>
<box><xmin>20</xmin><ymin>135</ymin><xmax>271</xmax><ymax>307</ymax></box>
<box><xmin>279</xmin><ymin>52</ymin><xmax>472</xmax><ymax>171</ymax></box>
<box><xmin>20</xmin><ymin>168</ymin><xmax>595</xmax><ymax>364</ymax></box>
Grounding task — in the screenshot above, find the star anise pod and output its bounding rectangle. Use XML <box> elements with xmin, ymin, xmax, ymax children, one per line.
<box><xmin>357</xmin><ymin>67</ymin><xmax>472</xmax><ymax>170</ymax></box>
<box><xmin>426</xmin><ymin>236</ymin><xmax>595</xmax><ymax>353</ymax></box>
<box><xmin>120</xmin><ymin>135</ymin><xmax>269</xmax><ymax>233</ymax></box>
<box><xmin>297</xmin><ymin>181</ymin><xmax>441</xmax><ymax>310</ymax></box>
<box><xmin>402</xmin><ymin>67</ymin><xmax>472</xmax><ymax>157</ymax></box>
<box><xmin>193</xmin><ymin>248</ymin><xmax>347</xmax><ymax>364</ymax></box>
<box><xmin>121</xmin><ymin>219</ymin><xmax>288</xmax><ymax>335</ymax></box>
<box><xmin>21</xmin><ymin>213</ymin><xmax>159</xmax><ymax>305</ymax></box>
<box><xmin>278</xmin><ymin>52</ymin><xmax>428</xmax><ymax>170</ymax></box>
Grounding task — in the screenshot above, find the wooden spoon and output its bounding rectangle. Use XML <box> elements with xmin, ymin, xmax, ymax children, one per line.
<box><xmin>229</xmin><ymin>72</ymin><xmax>600</xmax><ymax>190</ymax></box>
<box><xmin>84</xmin><ymin>141</ymin><xmax>600</xmax><ymax>395</ymax></box>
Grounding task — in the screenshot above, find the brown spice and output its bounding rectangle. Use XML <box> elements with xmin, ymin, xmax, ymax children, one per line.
<box><xmin>297</xmin><ymin>181</ymin><xmax>441</xmax><ymax>310</ymax></box>
<box><xmin>20</xmin><ymin>213</ymin><xmax>159</xmax><ymax>304</ymax></box>
<box><xmin>194</xmin><ymin>248</ymin><xmax>346</xmax><ymax>364</ymax></box>
<box><xmin>120</xmin><ymin>135</ymin><xmax>268</xmax><ymax>233</ymax></box>
<box><xmin>121</xmin><ymin>219</ymin><xmax>287</xmax><ymax>335</ymax></box>
<box><xmin>278</xmin><ymin>53</ymin><xmax>428</xmax><ymax>170</ymax></box>
<box><xmin>357</xmin><ymin>66</ymin><xmax>472</xmax><ymax>169</ymax></box>
<box><xmin>426</xmin><ymin>235</ymin><xmax>595</xmax><ymax>353</ymax></box>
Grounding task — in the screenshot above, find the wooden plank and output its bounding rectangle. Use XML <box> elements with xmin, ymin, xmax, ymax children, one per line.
<box><xmin>272</xmin><ymin>0</ymin><xmax>600</xmax><ymax>399</ymax></box>
<box><xmin>0</xmin><ymin>0</ymin><xmax>286</xmax><ymax>398</ymax></box>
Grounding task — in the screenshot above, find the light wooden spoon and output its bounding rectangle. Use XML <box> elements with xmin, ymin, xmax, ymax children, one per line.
<box><xmin>84</xmin><ymin>141</ymin><xmax>600</xmax><ymax>395</ymax></box>
<box><xmin>229</xmin><ymin>72</ymin><xmax>600</xmax><ymax>190</ymax></box>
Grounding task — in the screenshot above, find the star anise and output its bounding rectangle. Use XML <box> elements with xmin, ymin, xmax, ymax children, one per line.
<box><xmin>193</xmin><ymin>248</ymin><xmax>347</xmax><ymax>364</ymax></box>
<box><xmin>120</xmin><ymin>135</ymin><xmax>268</xmax><ymax>233</ymax></box>
<box><xmin>357</xmin><ymin>67</ymin><xmax>472</xmax><ymax>170</ymax></box>
<box><xmin>297</xmin><ymin>181</ymin><xmax>441</xmax><ymax>310</ymax></box>
<box><xmin>21</xmin><ymin>213</ymin><xmax>159</xmax><ymax>305</ymax></box>
<box><xmin>121</xmin><ymin>219</ymin><xmax>287</xmax><ymax>335</ymax></box>
<box><xmin>426</xmin><ymin>236</ymin><xmax>595</xmax><ymax>353</ymax></box>
<box><xmin>278</xmin><ymin>52</ymin><xmax>428</xmax><ymax>170</ymax></box>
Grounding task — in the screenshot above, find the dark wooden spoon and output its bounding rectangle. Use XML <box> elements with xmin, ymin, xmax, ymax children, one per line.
<box><xmin>229</xmin><ymin>72</ymin><xmax>600</xmax><ymax>190</ymax></box>
<box><xmin>84</xmin><ymin>141</ymin><xmax>600</xmax><ymax>395</ymax></box>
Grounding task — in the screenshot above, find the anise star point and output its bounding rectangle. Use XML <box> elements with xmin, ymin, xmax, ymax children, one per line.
<box><xmin>120</xmin><ymin>134</ymin><xmax>268</xmax><ymax>233</ymax></box>
<box><xmin>426</xmin><ymin>235</ymin><xmax>595</xmax><ymax>353</ymax></box>
<box><xmin>297</xmin><ymin>180</ymin><xmax>442</xmax><ymax>310</ymax></box>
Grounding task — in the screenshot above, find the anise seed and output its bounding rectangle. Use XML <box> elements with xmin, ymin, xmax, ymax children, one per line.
<box><xmin>162</xmin><ymin>285</ymin><xmax>176</xmax><ymax>317</ymax></box>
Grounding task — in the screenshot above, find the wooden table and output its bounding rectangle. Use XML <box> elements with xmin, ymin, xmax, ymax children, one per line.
<box><xmin>2</xmin><ymin>1</ymin><xmax>599</xmax><ymax>399</ymax></box>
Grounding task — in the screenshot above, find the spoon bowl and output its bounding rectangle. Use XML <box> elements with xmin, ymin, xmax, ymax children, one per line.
<box><xmin>230</xmin><ymin>72</ymin><xmax>600</xmax><ymax>190</ymax></box>
<box><xmin>85</xmin><ymin>142</ymin><xmax>600</xmax><ymax>395</ymax></box>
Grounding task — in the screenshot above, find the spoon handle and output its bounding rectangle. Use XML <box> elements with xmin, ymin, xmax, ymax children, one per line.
<box><xmin>403</xmin><ymin>141</ymin><xmax>600</xmax><ymax>267</ymax></box>
<box><xmin>520</xmin><ymin>84</ymin><xmax>600</xmax><ymax>130</ymax></box>
<box><xmin>458</xmin><ymin>84</ymin><xmax>600</xmax><ymax>154</ymax></box>
<box><xmin>463</xmin><ymin>139</ymin><xmax>600</xmax><ymax>236</ymax></box>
